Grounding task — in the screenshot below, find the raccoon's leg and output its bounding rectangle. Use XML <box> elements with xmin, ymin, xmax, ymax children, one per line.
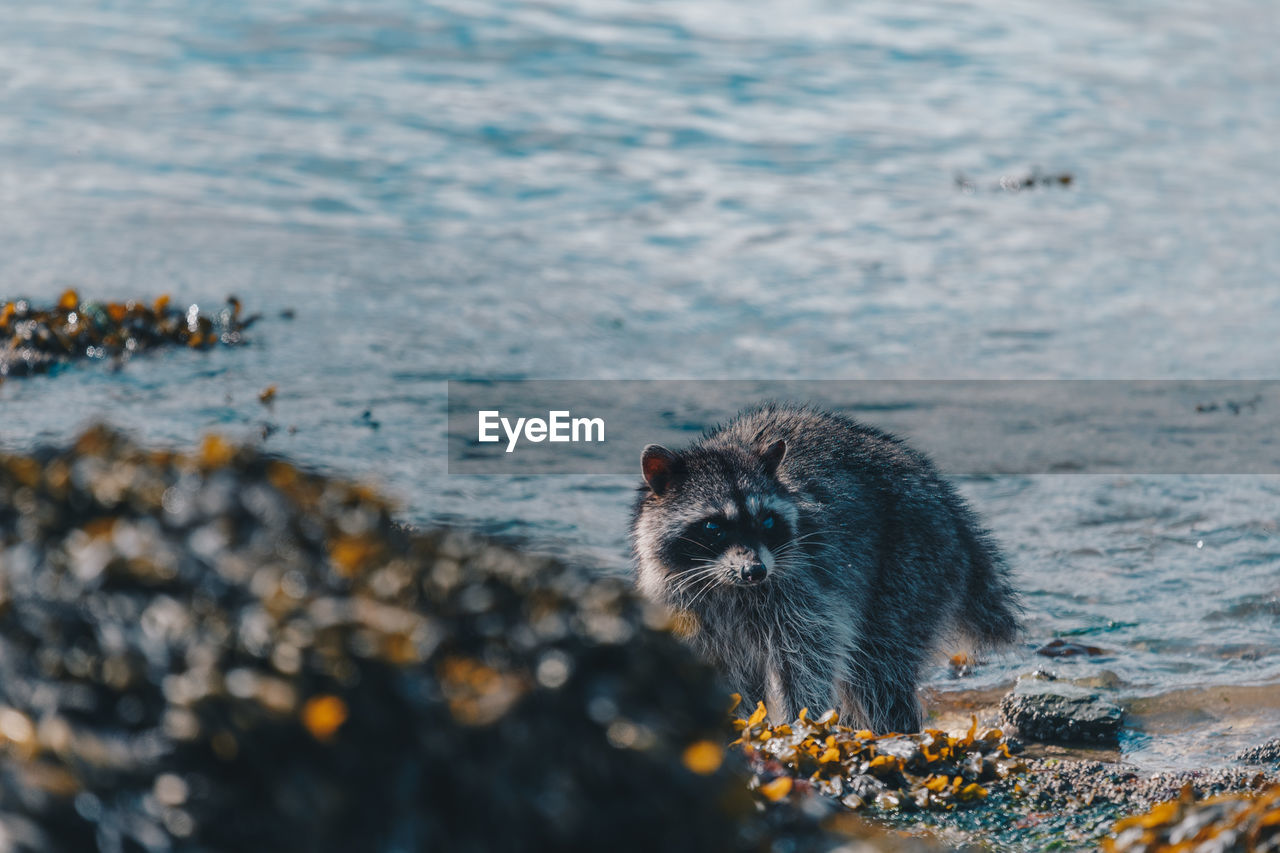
<box><xmin>843</xmin><ymin>647</ymin><xmax>924</xmax><ymax>734</ymax></box>
<box><xmin>831</xmin><ymin>679</ymin><xmax>872</xmax><ymax>730</ymax></box>
<box><xmin>766</xmin><ymin>649</ymin><xmax>838</xmax><ymax>724</ymax></box>
<box><xmin>870</xmin><ymin>680</ymin><xmax>923</xmax><ymax>734</ymax></box>
<box><xmin>740</xmin><ymin>669</ymin><xmax>770</xmax><ymax>717</ymax></box>
<box><xmin>764</xmin><ymin>666</ymin><xmax>790</xmax><ymax>723</ymax></box>
<box><xmin>703</xmin><ymin>637</ymin><xmax>769</xmax><ymax>715</ymax></box>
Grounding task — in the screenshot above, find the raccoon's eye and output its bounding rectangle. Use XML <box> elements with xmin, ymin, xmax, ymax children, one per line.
<box><xmin>702</xmin><ymin>520</ymin><xmax>727</xmax><ymax>542</ymax></box>
<box><xmin>761</xmin><ymin>514</ymin><xmax>776</xmax><ymax>530</ymax></box>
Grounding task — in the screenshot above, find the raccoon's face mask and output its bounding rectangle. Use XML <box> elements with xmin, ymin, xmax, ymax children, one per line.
<box><xmin>678</xmin><ymin>521</ymin><xmax>784</xmax><ymax>587</ymax></box>
<box><xmin>639</xmin><ymin>441</ymin><xmax>798</xmax><ymax>595</ymax></box>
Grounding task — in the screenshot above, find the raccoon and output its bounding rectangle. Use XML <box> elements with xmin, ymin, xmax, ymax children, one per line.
<box><xmin>630</xmin><ymin>403</ymin><xmax>1021</xmax><ymax>732</ymax></box>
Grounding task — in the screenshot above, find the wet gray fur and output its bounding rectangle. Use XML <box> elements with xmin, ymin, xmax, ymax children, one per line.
<box><xmin>630</xmin><ymin>403</ymin><xmax>1021</xmax><ymax>732</ymax></box>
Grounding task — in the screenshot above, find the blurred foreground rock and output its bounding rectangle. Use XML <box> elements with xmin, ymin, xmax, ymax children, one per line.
<box><xmin>1102</xmin><ymin>784</ymin><xmax>1280</xmax><ymax>853</ymax></box>
<box><xmin>1236</xmin><ymin>739</ymin><xmax>1280</xmax><ymax>766</ymax></box>
<box><xmin>0</xmin><ymin>427</ymin><xmax>893</xmax><ymax>853</ymax></box>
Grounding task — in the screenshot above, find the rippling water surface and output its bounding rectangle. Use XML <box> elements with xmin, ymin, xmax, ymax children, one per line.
<box><xmin>1</xmin><ymin>0</ymin><xmax>1278</xmax><ymax>770</ymax></box>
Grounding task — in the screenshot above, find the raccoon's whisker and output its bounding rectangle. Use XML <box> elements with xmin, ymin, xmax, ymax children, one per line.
<box><xmin>770</xmin><ymin>553</ymin><xmax>822</xmax><ymax>574</ymax></box>
<box><xmin>769</xmin><ymin>548</ymin><xmax>816</xmax><ymax>567</ymax></box>
<box><xmin>668</xmin><ymin>571</ymin><xmax>715</xmax><ymax>596</ymax></box>
<box><xmin>773</xmin><ymin>546</ymin><xmax>816</xmax><ymax>560</ymax></box>
<box><xmin>779</xmin><ymin>530</ymin><xmax>825</xmax><ymax>546</ymax></box>
<box><xmin>683</xmin><ymin>574</ymin><xmax>724</xmax><ymax>611</ymax></box>
<box><xmin>667</xmin><ymin>564</ymin><xmax>724</xmax><ymax>597</ymax></box>
<box><xmin>773</xmin><ymin>530</ymin><xmax>825</xmax><ymax>548</ymax></box>
<box><xmin>770</xmin><ymin>533</ymin><xmax>825</xmax><ymax>557</ymax></box>
<box><xmin>676</xmin><ymin>560</ymin><xmax>727</xmax><ymax>591</ymax></box>
<box><xmin>669</xmin><ymin>572</ymin><xmax>718</xmax><ymax>597</ymax></box>
<box><xmin>677</xmin><ymin>581</ymin><xmax>720</xmax><ymax>613</ymax></box>
<box><xmin>676</xmin><ymin>555</ymin><xmax>717</xmax><ymax>573</ymax></box>
<box><xmin>770</xmin><ymin>549</ymin><xmax>812</xmax><ymax>566</ymax></box>
<box><xmin>674</xmin><ymin>535</ymin><xmax>717</xmax><ymax>554</ymax></box>
<box><xmin>675</xmin><ymin>553</ymin><xmax>717</xmax><ymax>570</ymax></box>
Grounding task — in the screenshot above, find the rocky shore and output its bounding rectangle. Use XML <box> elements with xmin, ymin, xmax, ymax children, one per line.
<box><xmin>0</xmin><ymin>428</ymin><xmax>1276</xmax><ymax>852</ymax></box>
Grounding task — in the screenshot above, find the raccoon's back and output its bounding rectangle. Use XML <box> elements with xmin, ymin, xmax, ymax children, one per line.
<box><xmin>706</xmin><ymin>403</ymin><xmax>1023</xmax><ymax>645</ymax></box>
<box><xmin>705</xmin><ymin>403</ymin><xmax>935</xmax><ymax>489</ymax></box>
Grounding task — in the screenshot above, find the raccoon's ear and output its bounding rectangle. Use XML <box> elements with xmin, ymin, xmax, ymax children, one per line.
<box><xmin>641</xmin><ymin>444</ymin><xmax>682</xmax><ymax>495</ymax></box>
<box><xmin>761</xmin><ymin>439</ymin><xmax>787</xmax><ymax>476</ymax></box>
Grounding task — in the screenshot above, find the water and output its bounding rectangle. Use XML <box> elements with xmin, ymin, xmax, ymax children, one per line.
<box><xmin>1</xmin><ymin>0</ymin><xmax>1278</xmax><ymax>771</ymax></box>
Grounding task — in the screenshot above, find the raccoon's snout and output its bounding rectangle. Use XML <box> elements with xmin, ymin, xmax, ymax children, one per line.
<box><xmin>730</xmin><ymin>546</ymin><xmax>772</xmax><ymax>586</ymax></box>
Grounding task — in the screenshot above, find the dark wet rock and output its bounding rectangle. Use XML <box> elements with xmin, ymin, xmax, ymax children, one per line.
<box><xmin>0</xmin><ymin>291</ymin><xmax>252</xmax><ymax>380</ymax></box>
<box><xmin>1236</xmin><ymin>738</ymin><xmax>1280</xmax><ymax>765</ymax></box>
<box><xmin>1036</xmin><ymin>638</ymin><xmax>1108</xmax><ymax>658</ymax></box>
<box><xmin>0</xmin><ymin>426</ymin><xmax>883</xmax><ymax>853</ymax></box>
<box><xmin>1000</xmin><ymin>679</ymin><xmax>1124</xmax><ymax>746</ymax></box>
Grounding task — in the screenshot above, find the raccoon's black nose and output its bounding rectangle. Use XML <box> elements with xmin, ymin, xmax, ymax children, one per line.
<box><xmin>741</xmin><ymin>563</ymin><xmax>768</xmax><ymax>584</ymax></box>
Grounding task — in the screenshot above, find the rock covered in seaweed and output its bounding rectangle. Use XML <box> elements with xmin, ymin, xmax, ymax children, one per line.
<box><xmin>733</xmin><ymin>701</ymin><xmax>1025</xmax><ymax>814</ymax></box>
<box><xmin>0</xmin><ymin>291</ymin><xmax>252</xmax><ymax>380</ymax></box>
<box><xmin>0</xmin><ymin>426</ymin><xmax>782</xmax><ymax>852</ymax></box>
<box><xmin>1102</xmin><ymin>784</ymin><xmax>1280</xmax><ymax>852</ymax></box>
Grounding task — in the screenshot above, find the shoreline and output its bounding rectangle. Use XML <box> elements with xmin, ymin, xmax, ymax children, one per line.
<box><xmin>927</xmin><ymin>682</ymin><xmax>1280</xmax><ymax>776</ymax></box>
